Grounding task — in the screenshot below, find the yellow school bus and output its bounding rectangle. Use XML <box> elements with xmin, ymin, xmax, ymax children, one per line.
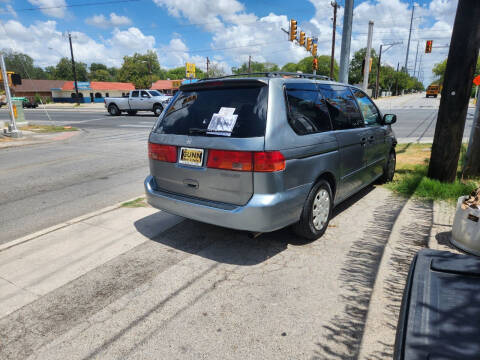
<box><xmin>426</xmin><ymin>84</ymin><xmax>441</xmax><ymax>98</ymax></box>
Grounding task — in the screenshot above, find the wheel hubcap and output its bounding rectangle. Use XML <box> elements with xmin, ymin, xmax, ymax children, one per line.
<box><xmin>312</xmin><ymin>189</ymin><xmax>330</xmax><ymax>231</ymax></box>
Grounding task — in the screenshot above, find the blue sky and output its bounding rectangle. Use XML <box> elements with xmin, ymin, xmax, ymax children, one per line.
<box><xmin>0</xmin><ymin>0</ymin><xmax>458</xmax><ymax>85</ymax></box>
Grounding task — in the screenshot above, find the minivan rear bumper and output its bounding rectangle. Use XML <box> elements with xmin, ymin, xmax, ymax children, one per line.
<box><xmin>144</xmin><ymin>175</ymin><xmax>310</xmax><ymax>233</ymax></box>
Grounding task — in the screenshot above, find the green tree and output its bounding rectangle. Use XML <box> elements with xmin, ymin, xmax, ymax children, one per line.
<box><xmin>53</xmin><ymin>57</ymin><xmax>88</xmax><ymax>81</ymax></box>
<box><xmin>205</xmin><ymin>63</ymin><xmax>226</xmax><ymax>78</ymax></box>
<box><xmin>118</xmin><ymin>51</ymin><xmax>163</xmax><ymax>88</ymax></box>
<box><xmin>89</xmin><ymin>63</ymin><xmax>108</xmax><ymax>73</ymax></box>
<box><xmin>348</xmin><ymin>48</ymin><xmax>379</xmax><ymax>86</ymax></box>
<box><xmin>280</xmin><ymin>62</ymin><xmax>298</xmax><ymax>72</ymax></box>
<box><xmin>165</xmin><ymin>66</ymin><xmax>205</xmax><ymax>80</ymax></box>
<box><xmin>1</xmin><ymin>49</ymin><xmax>47</xmax><ymax>79</ymax></box>
<box><xmin>90</xmin><ymin>69</ymin><xmax>112</xmax><ymax>82</ymax></box>
<box><xmin>280</xmin><ymin>56</ymin><xmax>338</xmax><ymax>79</ymax></box>
<box><xmin>232</xmin><ymin>61</ymin><xmax>279</xmax><ymax>74</ymax></box>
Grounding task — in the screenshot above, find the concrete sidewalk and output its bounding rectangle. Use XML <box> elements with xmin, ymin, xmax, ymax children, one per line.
<box><xmin>0</xmin><ymin>188</ymin><xmax>458</xmax><ymax>359</ymax></box>
<box><xmin>0</xmin><ymin>130</ymin><xmax>81</xmax><ymax>149</ymax></box>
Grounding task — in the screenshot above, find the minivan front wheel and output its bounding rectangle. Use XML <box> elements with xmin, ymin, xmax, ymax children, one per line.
<box><xmin>293</xmin><ymin>180</ymin><xmax>333</xmax><ymax>240</ymax></box>
<box><xmin>379</xmin><ymin>150</ymin><xmax>396</xmax><ymax>183</ymax></box>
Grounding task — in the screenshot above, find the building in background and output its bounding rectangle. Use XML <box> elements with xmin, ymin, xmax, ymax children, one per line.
<box><xmin>52</xmin><ymin>81</ymin><xmax>135</xmax><ymax>103</ymax></box>
<box><xmin>11</xmin><ymin>79</ymin><xmax>66</xmax><ymax>103</ymax></box>
<box><xmin>150</xmin><ymin>80</ymin><xmax>182</xmax><ymax>95</ymax></box>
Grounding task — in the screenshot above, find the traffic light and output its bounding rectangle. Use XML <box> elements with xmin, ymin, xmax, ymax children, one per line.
<box><xmin>312</xmin><ymin>58</ymin><xmax>318</xmax><ymax>71</ymax></box>
<box><xmin>0</xmin><ymin>71</ymin><xmax>21</xmax><ymax>87</ymax></box>
<box><xmin>299</xmin><ymin>31</ymin><xmax>305</xmax><ymax>46</ymax></box>
<box><xmin>306</xmin><ymin>37</ymin><xmax>312</xmax><ymax>52</ymax></box>
<box><xmin>425</xmin><ymin>40</ymin><xmax>433</xmax><ymax>53</ymax></box>
<box><xmin>311</xmin><ymin>44</ymin><xmax>317</xmax><ymax>57</ymax></box>
<box><xmin>289</xmin><ymin>19</ymin><xmax>297</xmax><ymax>41</ymax></box>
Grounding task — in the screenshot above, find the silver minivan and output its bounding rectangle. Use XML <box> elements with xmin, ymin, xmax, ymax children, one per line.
<box><xmin>145</xmin><ymin>73</ymin><xmax>397</xmax><ymax>239</ymax></box>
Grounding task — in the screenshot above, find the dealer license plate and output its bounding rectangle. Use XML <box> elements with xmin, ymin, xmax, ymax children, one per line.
<box><xmin>179</xmin><ymin>147</ymin><xmax>204</xmax><ymax>166</ymax></box>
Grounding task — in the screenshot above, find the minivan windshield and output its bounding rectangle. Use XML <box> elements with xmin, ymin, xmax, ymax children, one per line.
<box><xmin>156</xmin><ymin>86</ymin><xmax>268</xmax><ymax>138</ymax></box>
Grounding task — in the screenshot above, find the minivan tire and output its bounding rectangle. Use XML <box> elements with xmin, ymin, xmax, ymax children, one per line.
<box><xmin>108</xmin><ymin>104</ymin><xmax>120</xmax><ymax>116</ymax></box>
<box><xmin>379</xmin><ymin>150</ymin><xmax>396</xmax><ymax>183</ymax></box>
<box><xmin>293</xmin><ymin>180</ymin><xmax>333</xmax><ymax>240</ymax></box>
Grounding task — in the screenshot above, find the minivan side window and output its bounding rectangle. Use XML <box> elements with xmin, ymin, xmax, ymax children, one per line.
<box><xmin>351</xmin><ymin>88</ymin><xmax>381</xmax><ymax>126</ymax></box>
<box><xmin>285</xmin><ymin>83</ymin><xmax>332</xmax><ymax>135</ymax></box>
<box><xmin>318</xmin><ymin>85</ymin><xmax>364</xmax><ymax>130</ymax></box>
<box><xmin>131</xmin><ymin>91</ymin><xmax>139</xmax><ymax>97</ymax></box>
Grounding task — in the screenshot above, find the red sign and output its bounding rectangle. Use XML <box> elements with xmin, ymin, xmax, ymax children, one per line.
<box><xmin>474</xmin><ymin>75</ymin><xmax>480</xmax><ymax>86</ymax></box>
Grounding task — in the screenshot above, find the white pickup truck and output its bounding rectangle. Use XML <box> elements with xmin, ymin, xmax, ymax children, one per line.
<box><xmin>104</xmin><ymin>90</ymin><xmax>172</xmax><ymax>116</ymax></box>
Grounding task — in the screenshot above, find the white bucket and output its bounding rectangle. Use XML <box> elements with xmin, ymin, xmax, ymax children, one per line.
<box><xmin>451</xmin><ymin>196</ymin><xmax>480</xmax><ymax>256</ymax></box>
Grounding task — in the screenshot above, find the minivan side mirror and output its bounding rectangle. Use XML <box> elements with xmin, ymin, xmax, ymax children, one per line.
<box><xmin>383</xmin><ymin>114</ymin><xmax>397</xmax><ymax>125</ymax></box>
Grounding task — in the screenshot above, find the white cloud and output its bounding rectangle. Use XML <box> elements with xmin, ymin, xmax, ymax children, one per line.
<box><xmin>0</xmin><ymin>4</ymin><xmax>16</xmax><ymax>17</ymax></box>
<box><xmin>27</xmin><ymin>0</ymin><xmax>67</xmax><ymax>18</ymax></box>
<box><xmin>0</xmin><ymin>20</ymin><xmax>155</xmax><ymax>68</ymax></box>
<box><xmin>85</xmin><ymin>13</ymin><xmax>132</xmax><ymax>29</ymax></box>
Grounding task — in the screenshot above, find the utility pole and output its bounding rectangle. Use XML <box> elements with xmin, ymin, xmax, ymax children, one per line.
<box><xmin>405</xmin><ymin>5</ymin><xmax>414</xmax><ymax>74</ymax></box>
<box><xmin>375</xmin><ymin>42</ymin><xmax>402</xmax><ymax>98</ymax></box>
<box><xmin>68</xmin><ymin>32</ymin><xmax>79</xmax><ymax>104</ymax></box>
<box><xmin>362</xmin><ymin>20</ymin><xmax>374</xmax><ymax>92</ymax></box>
<box><xmin>395</xmin><ymin>62</ymin><xmax>399</xmax><ymax>96</ymax></box>
<box><xmin>330</xmin><ymin>1</ymin><xmax>338</xmax><ymax>80</ymax></box>
<box><xmin>206</xmin><ymin>57</ymin><xmax>210</xmax><ymax>78</ymax></box>
<box><xmin>464</xmin><ymin>84</ymin><xmax>480</xmax><ymax>177</ymax></box>
<box><xmin>0</xmin><ymin>52</ymin><xmax>21</xmax><ymax>137</ymax></box>
<box><xmin>375</xmin><ymin>45</ymin><xmax>383</xmax><ymax>99</ymax></box>
<box><xmin>248</xmin><ymin>55</ymin><xmax>251</xmax><ymax>74</ymax></box>
<box><xmin>428</xmin><ymin>0</ymin><xmax>480</xmax><ymax>182</ymax></box>
<box><xmin>339</xmin><ymin>0</ymin><xmax>353</xmax><ymax>84</ymax></box>
<box><xmin>413</xmin><ymin>41</ymin><xmax>419</xmax><ymax>77</ymax></box>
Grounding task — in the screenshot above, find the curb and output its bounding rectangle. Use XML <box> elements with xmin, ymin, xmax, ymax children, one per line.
<box><xmin>0</xmin><ymin>195</ymin><xmax>146</xmax><ymax>253</ymax></box>
<box><xmin>0</xmin><ymin>130</ymin><xmax>82</xmax><ymax>150</ymax></box>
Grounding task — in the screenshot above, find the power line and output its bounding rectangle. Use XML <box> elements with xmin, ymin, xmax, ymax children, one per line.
<box><xmin>15</xmin><ymin>0</ymin><xmax>141</xmax><ymax>12</ymax></box>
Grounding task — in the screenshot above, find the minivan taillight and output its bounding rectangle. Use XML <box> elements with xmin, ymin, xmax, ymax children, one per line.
<box><xmin>148</xmin><ymin>143</ymin><xmax>177</xmax><ymax>163</ymax></box>
<box><xmin>254</xmin><ymin>151</ymin><xmax>286</xmax><ymax>172</ymax></box>
<box><xmin>207</xmin><ymin>150</ymin><xmax>253</xmax><ymax>171</ymax></box>
<box><xmin>206</xmin><ymin>150</ymin><xmax>285</xmax><ymax>172</ymax></box>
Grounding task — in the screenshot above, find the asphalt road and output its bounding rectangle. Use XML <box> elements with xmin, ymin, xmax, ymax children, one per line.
<box><xmin>0</xmin><ymin>93</ymin><xmax>475</xmax><ymax>243</ymax></box>
<box><xmin>0</xmin><ymin>110</ymin><xmax>157</xmax><ymax>244</ymax></box>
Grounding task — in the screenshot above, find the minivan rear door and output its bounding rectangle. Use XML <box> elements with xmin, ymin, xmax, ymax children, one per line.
<box><xmin>149</xmin><ymin>80</ymin><xmax>268</xmax><ymax>206</ymax></box>
<box><xmin>318</xmin><ymin>84</ymin><xmax>369</xmax><ymax>200</ymax></box>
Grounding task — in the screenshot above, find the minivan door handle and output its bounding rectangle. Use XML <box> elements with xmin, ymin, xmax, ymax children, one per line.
<box><xmin>183</xmin><ymin>179</ymin><xmax>199</xmax><ymax>189</ymax></box>
<box><xmin>360</xmin><ymin>137</ymin><xmax>367</xmax><ymax>146</ymax></box>
<box><xmin>368</xmin><ymin>135</ymin><xmax>375</xmax><ymax>143</ymax></box>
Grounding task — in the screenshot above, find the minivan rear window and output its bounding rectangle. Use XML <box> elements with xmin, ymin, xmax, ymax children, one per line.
<box><xmin>156</xmin><ymin>86</ymin><xmax>268</xmax><ymax>138</ymax></box>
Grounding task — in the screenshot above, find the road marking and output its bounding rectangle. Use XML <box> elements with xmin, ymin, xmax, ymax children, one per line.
<box><xmin>119</xmin><ymin>124</ymin><xmax>153</xmax><ymax>128</ymax></box>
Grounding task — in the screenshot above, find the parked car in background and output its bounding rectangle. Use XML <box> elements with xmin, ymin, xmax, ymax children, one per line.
<box><xmin>11</xmin><ymin>97</ymin><xmax>38</xmax><ymax>108</ymax></box>
<box><xmin>104</xmin><ymin>90</ymin><xmax>172</xmax><ymax>116</ymax></box>
<box><xmin>426</xmin><ymin>84</ymin><xmax>441</xmax><ymax>98</ymax></box>
<box><xmin>145</xmin><ymin>73</ymin><xmax>397</xmax><ymax>240</ymax></box>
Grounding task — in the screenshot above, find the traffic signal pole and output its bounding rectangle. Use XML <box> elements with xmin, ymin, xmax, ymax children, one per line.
<box><xmin>330</xmin><ymin>1</ymin><xmax>338</xmax><ymax>80</ymax></box>
<box><xmin>428</xmin><ymin>0</ymin><xmax>480</xmax><ymax>182</ymax></box>
<box><xmin>0</xmin><ymin>52</ymin><xmax>21</xmax><ymax>138</ymax></box>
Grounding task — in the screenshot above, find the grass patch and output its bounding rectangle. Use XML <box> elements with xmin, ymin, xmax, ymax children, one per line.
<box><xmin>121</xmin><ymin>197</ymin><xmax>147</xmax><ymax>208</ymax></box>
<box><xmin>386</xmin><ymin>143</ymin><xmax>479</xmax><ymax>202</ymax></box>
<box><xmin>20</xmin><ymin>125</ymin><xmax>78</xmax><ymax>133</ymax></box>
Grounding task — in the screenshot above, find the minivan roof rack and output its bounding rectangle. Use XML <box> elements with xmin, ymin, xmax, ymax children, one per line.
<box><xmin>201</xmin><ymin>72</ymin><xmax>333</xmax><ymax>81</ymax></box>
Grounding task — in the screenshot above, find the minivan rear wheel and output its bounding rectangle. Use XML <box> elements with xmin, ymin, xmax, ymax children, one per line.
<box><xmin>293</xmin><ymin>180</ymin><xmax>333</xmax><ymax>240</ymax></box>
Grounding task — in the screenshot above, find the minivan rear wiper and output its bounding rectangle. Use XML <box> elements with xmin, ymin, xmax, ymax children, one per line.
<box><xmin>188</xmin><ymin>128</ymin><xmax>208</xmax><ymax>135</ymax></box>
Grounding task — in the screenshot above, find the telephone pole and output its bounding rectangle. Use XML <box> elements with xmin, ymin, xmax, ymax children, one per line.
<box><xmin>330</xmin><ymin>1</ymin><xmax>338</xmax><ymax>80</ymax></box>
<box><xmin>428</xmin><ymin>0</ymin><xmax>480</xmax><ymax>182</ymax></box>
<box><xmin>68</xmin><ymin>32</ymin><xmax>79</xmax><ymax>104</ymax></box>
<box><xmin>362</xmin><ymin>20</ymin><xmax>374</xmax><ymax>91</ymax></box>
<box><xmin>413</xmin><ymin>41</ymin><xmax>419</xmax><ymax>77</ymax></box>
<box><xmin>404</xmin><ymin>5</ymin><xmax>414</xmax><ymax>74</ymax></box>
<box><xmin>206</xmin><ymin>57</ymin><xmax>210</xmax><ymax>78</ymax></box>
<box><xmin>339</xmin><ymin>0</ymin><xmax>353</xmax><ymax>83</ymax></box>
<box><xmin>248</xmin><ymin>55</ymin><xmax>251</xmax><ymax>74</ymax></box>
